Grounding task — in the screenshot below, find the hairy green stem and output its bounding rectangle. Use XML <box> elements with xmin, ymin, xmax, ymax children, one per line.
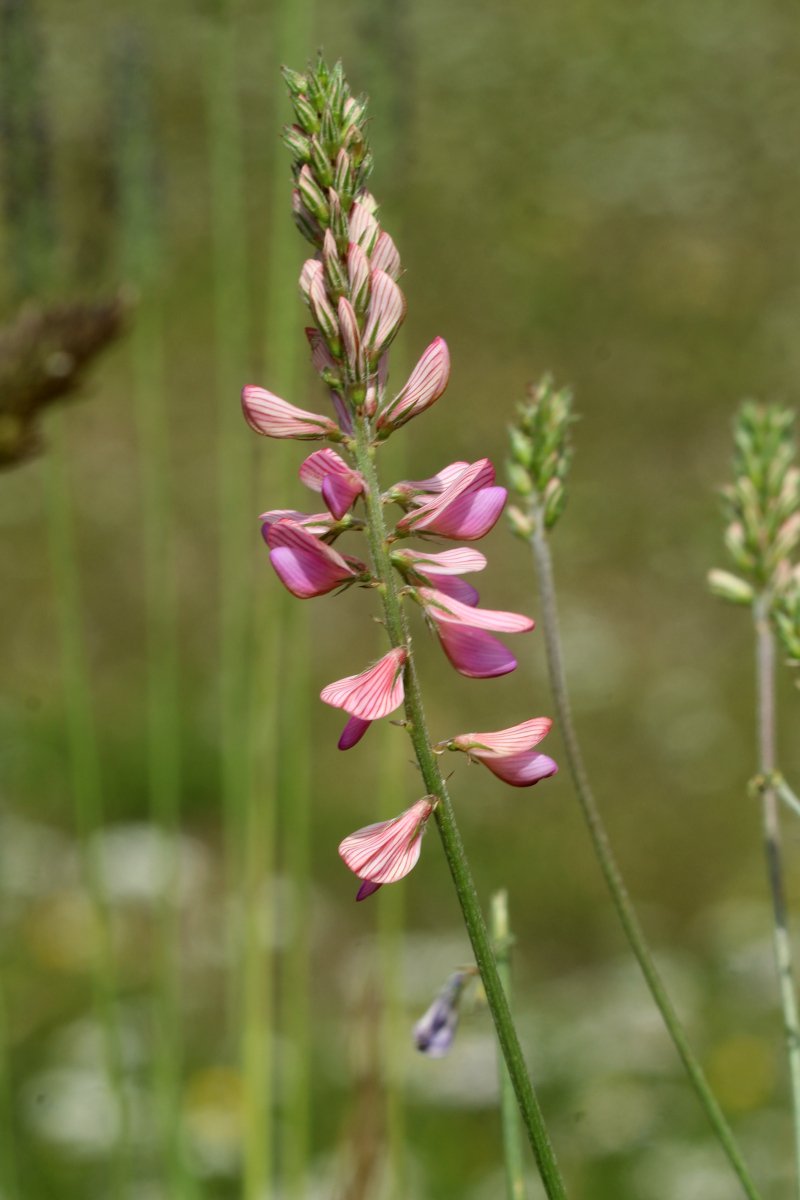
<box><xmin>490</xmin><ymin>890</ymin><xmax>528</xmax><ymax>1200</ymax></box>
<box><xmin>754</xmin><ymin>594</ymin><xmax>800</xmax><ymax>1193</ymax></box>
<box><xmin>775</xmin><ymin>776</ymin><xmax>800</xmax><ymax>820</ymax></box>
<box><xmin>351</xmin><ymin>417</ymin><xmax>567</xmax><ymax>1200</ymax></box>
<box><xmin>527</xmin><ymin>508</ymin><xmax>762</xmax><ymax>1200</ymax></box>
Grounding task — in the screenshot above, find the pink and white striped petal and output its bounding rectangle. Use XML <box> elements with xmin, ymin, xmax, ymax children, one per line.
<box><xmin>347</xmin><ymin>243</ymin><xmax>371</xmax><ymax>310</ymax></box>
<box><xmin>451</xmin><ymin>718</ymin><xmax>553</xmax><ymax>756</ymax></box>
<box><xmin>307</xmin><ymin>262</ymin><xmax>338</xmax><ymax>343</ymax></box>
<box><xmin>370</xmin><ymin>230</ymin><xmax>401</xmax><ymax>279</ymax></box>
<box><xmin>377</xmin><ymin>338</ymin><xmax>451</xmax><ymax>433</ymax></box>
<box><xmin>348</xmin><ymin>199</ymin><xmax>380</xmax><ymax>255</ymax></box>
<box><xmin>339</xmin><ymin>796</ymin><xmax>435</xmax><ymax>886</ymax></box>
<box><xmin>385</xmin><ymin>462</ymin><xmax>471</xmax><ymax>505</ymax></box>
<box><xmin>419</xmin><ymin>588</ymin><xmax>533</xmax><ymax>633</ymax></box>
<box><xmin>363</xmin><ymin>269</ymin><xmax>407</xmax><ymax>355</ymax></box>
<box><xmin>338</xmin><ymin>716</ymin><xmax>373</xmax><ymax>751</ymax></box>
<box><xmin>432</xmin><ymin>621</ymin><xmax>518</xmax><ymax>679</ymax></box>
<box><xmin>397</xmin><ymin>460</ymin><xmax>502</xmax><ymax>537</ymax></box>
<box><xmin>321</xmin><ymin>646</ymin><xmax>407</xmax><ymax>720</ymax></box>
<box><xmin>242</xmin><ymin>386</ymin><xmax>340</xmax><ymax>441</ymax></box>
<box><xmin>393</xmin><ymin>548</ymin><xmax>487</xmax><ymax>576</ymax></box>
<box><xmin>337</xmin><ymin>297</ymin><xmax>364</xmax><ymax>377</ymax></box>
<box><xmin>299</xmin><ymin>449</ymin><xmax>365</xmax><ymax>519</ymax></box>
<box><xmin>259</xmin><ymin>508</ymin><xmax>339</xmax><ymax>539</ymax></box>
<box><xmin>266</xmin><ymin>520</ymin><xmax>365</xmax><ymax>599</ymax></box>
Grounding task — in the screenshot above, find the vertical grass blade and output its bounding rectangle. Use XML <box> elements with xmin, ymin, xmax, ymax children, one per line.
<box><xmin>113</xmin><ymin>32</ymin><xmax>187</xmax><ymax>1194</ymax></box>
<box><xmin>491</xmin><ymin>891</ymin><xmax>528</xmax><ymax>1200</ymax></box>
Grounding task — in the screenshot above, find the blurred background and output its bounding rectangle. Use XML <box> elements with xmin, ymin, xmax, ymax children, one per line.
<box><xmin>2</xmin><ymin>0</ymin><xmax>800</xmax><ymax>1196</ymax></box>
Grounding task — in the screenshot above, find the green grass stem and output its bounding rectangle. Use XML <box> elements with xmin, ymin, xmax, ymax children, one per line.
<box><xmin>490</xmin><ymin>890</ymin><xmax>527</xmax><ymax>1200</ymax></box>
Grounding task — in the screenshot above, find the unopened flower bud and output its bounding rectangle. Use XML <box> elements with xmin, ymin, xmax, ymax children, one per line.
<box><xmin>724</xmin><ymin>521</ymin><xmax>754</xmax><ymax>572</ymax></box>
<box><xmin>309</xmin><ymin>136</ymin><xmax>333</xmax><ymax>188</ymax></box>
<box><xmin>333</xmin><ymin>149</ymin><xmax>353</xmax><ymax>199</ymax></box>
<box><xmin>323</xmin><ymin>230</ymin><xmax>347</xmax><ymax>295</ymax></box>
<box><xmin>291</xmin><ymin>93</ymin><xmax>320</xmax><ymax>134</ymax></box>
<box><xmin>707</xmin><ymin>569</ymin><xmax>755</xmax><ymax>606</ymax></box>
<box><xmin>543</xmin><ymin>477</ymin><xmax>566</xmax><ymax>529</ymax></box>
<box><xmin>281</xmin><ymin>66</ymin><xmax>307</xmax><ymax>97</ymax></box>
<box><xmin>292</xmin><ymin>190</ymin><xmax>323</xmax><ymax>246</ymax></box>
<box><xmin>282</xmin><ymin>124</ymin><xmax>311</xmax><ymax>162</ymax></box>
<box><xmin>507</xmin><ymin>462</ymin><xmax>532</xmax><ymax>496</ymax></box>
<box><xmin>509</xmin><ymin>427</ymin><xmax>534</xmax><ymax>470</ymax></box>
<box><xmin>413</xmin><ymin>972</ymin><xmax>471</xmax><ymax>1058</ymax></box>
<box><xmin>347</xmin><ymin>243</ymin><xmax>370</xmax><ymax>313</ymax></box>
<box><xmin>298</xmin><ymin>165</ymin><xmax>330</xmax><ymax>224</ymax></box>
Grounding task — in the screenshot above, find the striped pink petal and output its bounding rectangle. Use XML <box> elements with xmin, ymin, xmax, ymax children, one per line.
<box><xmin>385</xmin><ymin>461</ymin><xmax>471</xmax><ymax>505</ymax></box>
<box><xmin>307</xmin><ymin>262</ymin><xmax>338</xmax><ymax>343</ymax></box>
<box><xmin>337</xmin><ymin>296</ymin><xmax>364</xmax><ymax>376</ymax></box>
<box><xmin>452</xmin><ymin>719</ymin><xmax>553</xmax><ymax>756</ymax></box>
<box><xmin>339</xmin><ymin>796</ymin><xmax>435</xmax><ymax>885</ymax></box>
<box><xmin>393</xmin><ymin>548</ymin><xmax>487</xmax><ymax>576</ymax></box>
<box><xmin>321</xmin><ymin>646</ymin><xmax>407</xmax><ymax>720</ymax></box>
<box><xmin>338</xmin><ymin>716</ymin><xmax>372</xmax><ymax>751</ymax></box>
<box><xmin>242</xmin><ymin>386</ymin><xmax>340</xmax><ymax>441</ymax></box>
<box><xmin>347</xmin><ymin>243</ymin><xmax>371</xmax><ymax>310</ymax></box>
<box><xmin>299</xmin><ymin>449</ymin><xmax>365</xmax><ymax>519</ymax></box>
<box><xmin>397</xmin><ymin>460</ymin><xmax>503</xmax><ymax>538</ymax></box>
<box><xmin>370</xmin><ymin>230</ymin><xmax>401</xmax><ymax>279</ymax></box>
<box><xmin>259</xmin><ymin>509</ymin><xmax>339</xmax><ymax>539</ymax></box>
<box><xmin>348</xmin><ymin>199</ymin><xmax>379</xmax><ymax>254</ymax></box>
<box><xmin>432</xmin><ymin>621</ymin><xmax>517</xmax><ymax>678</ymax></box>
<box><xmin>420</xmin><ymin>588</ymin><xmax>533</xmax><ymax>633</ymax></box>
<box><xmin>363</xmin><ymin>269</ymin><xmax>406</xmax><ymax>355</ymax></box>
<box><xmin>377</xmin><ymin>338</ymin><xmax>451</xmax><ymax>433</ymax></box>
<box><xmin>266</xmin><ymin>520</ymin><xmax>364</xmax><ymax>599</ymax></box>
<box><xmin>299</xmin><ymin>258</ymin><xmax>319</xmax><ymax>303</ymax></box>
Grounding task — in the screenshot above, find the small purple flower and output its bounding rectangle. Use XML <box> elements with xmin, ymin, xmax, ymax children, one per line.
<box><xmin>413</xmin><ymin>971</ymin><xmax>471</xmax><ymax>1057</ymax></box>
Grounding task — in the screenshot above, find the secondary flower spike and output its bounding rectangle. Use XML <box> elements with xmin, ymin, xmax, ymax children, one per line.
<box><xmin>442</xmin><ymin>718</ymin><xmax>558</xmax><ymax>787</ymax></box>
<box><xmin>266</xmin><ymin>520</ymin><xmax>367</xmax><ymax>598</ymax></box>
<box><xmin>339</xmin><ymin>797</ymin><xmax>436</xmax><ymax>898</ymax></box>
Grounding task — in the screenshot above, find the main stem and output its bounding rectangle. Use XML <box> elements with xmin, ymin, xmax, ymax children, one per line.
<box><xmin>754</xmin><ymin>593</ymin><xmax>800</xmax><ymax>1193</ymax></box>
<box><xmin>528</xmin><ymin>509</ymin><xmax>762</xmax><ymax>1200</ymax></box>
<box><xmin>351</xmin><ymin>416</ymin><xmax>567</xmax><ymax>1200</ymax></box>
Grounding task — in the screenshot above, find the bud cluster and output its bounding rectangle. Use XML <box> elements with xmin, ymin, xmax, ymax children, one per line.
<box><xmin>712</xmin><ymin>402</ymin><xmax>800</xmax><ymax>605</ymax></box>
<box><xmin>506</xmin><ymin>374</ymin><xmax>574</xmax><ymax>537</ymax></box>
<box><xmin>773</xmin><ymin>572</ymin><xmax>800</xmax><ymax>668</ymax></box>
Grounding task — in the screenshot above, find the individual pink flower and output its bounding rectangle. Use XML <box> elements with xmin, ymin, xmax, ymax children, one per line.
<box><xmin>242</xmin><ymin>386</ymin><xmax>340</xmax><ymax>441</ymax></box>
<box><xmin>442</xmin><ymin>719</ymin><xmax>558</xmax><ymax>787</ymax></box>
<box><xmin>339</xmin><ymin>796</ymin><xmax>435</xmax><ymax>899</ymax></box>
<box><xmin>347</xmin><ymin>243</ymin><xmax>371</xmax><ymax>311</ymax></box>
<box><xmin>396</xmin><ymin>459</ymin><xmax>506</xmax><ymax>540</ymax></box>
<box><xmin>363</xmin><ymin>269</ymin><xmax>406</xmax><ymax>355</ymax></box>
<box><xmin>377</xmin><ymin>338</ymin><xmax>451</xmax><ymax>434</ymax></box>
<box><xmin>337</xmin><ymin>296</ymin><xmax>363</xmax><ymax>378</ymax></box>
<box><xmin>299</xmin><ymin>448</ymin><xmax>365</xmax><ymax>519</ymax></box>
<box><xmin>266</xmin><ymin>520</ymin><xmax>367</xmax><ymax>599</ymax></box>
<box><xmin>418</xmin><ymin>587</ymin><xmax>533</xmax><ymax>678</ymax></box>
<box><xmin>321</xmin><ymin>646</ymin><xmax>407</xmax><ymax>747</ymax></box>
<box><xmin>348</xmin><ymin>197</ymin><xmax>380</xmax><ymax>253</ymax></box>
<box><xmin>392</xmin><ymin>547</ymin><xmax>487</xmax><ymax>607</ymax></box>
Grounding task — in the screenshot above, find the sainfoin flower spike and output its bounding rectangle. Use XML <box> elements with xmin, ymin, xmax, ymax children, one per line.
<box><xmin>440</xmin><ymin>718</ymin><xmax>558</xmax><ymax>787</ymax></box>
<box><xmin>243</xmin><ymin>58</ymin><xmax>565</xmax><ymax>1185</ymax></box>
<box><xmin>339</xmin><ymin>797</ymin><xmax>435</xmax><ymax>899</ymax></box>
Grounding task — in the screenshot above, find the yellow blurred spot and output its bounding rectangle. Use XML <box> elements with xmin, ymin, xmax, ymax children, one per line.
<box><xmin>23</xmin><ymin>892</ymin><xmax>99</xmax><ymax>972</ymax></box>
<box><xmin>706</xmin><ymin>1035</ymin><xmax>776</xmax><ymax>1112</ymax></box>
<box><xmin>184</xmin><ymin>1067</ymin><xmax>244</xmax><ymax>1158</ymax></box>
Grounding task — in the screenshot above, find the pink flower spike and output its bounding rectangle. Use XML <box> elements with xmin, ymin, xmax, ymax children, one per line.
<box><xmin>266</xmin><ymin>520</ymin><xmax>365</xmax><ymax>599</ymax></box>
<box><xmin>299</xmin><ymin>449</ymin><xmax>365</xmax><ymax>520</ymax></box>
<box><xmin>419</xmin><ymin>588</ymin><xmax>533</xmax><ymax>633</ymax></box>
<box><xmin>377</xmin><ymin>338</ymin><xmax>451</xmax><ymax>433</ymax></box>
<box><xmin>242</xmin><ymin>386</ymin><xmax>340</xmax><ymax>441</ymax></box>
<box><xmin>321</xmin><ymin>646</ymin><xmax>407</xmax><ymax>720</ymax></box>
<box><xmin>363</xmin><ymin>269</ymin><xmax>407</xmax><ymax>355</ymax></box>
<box><xmin>370</xmin><ymin>230</ymin><xmax>401</xmax><ymax>279</ymax></box>
<box><xmin>339</xmin><ymin>796</ymin><xmax>435</xmax><ymax>887</ymax></box>
<box><xmin>338</xmin><ymin>716</ymin><xmax>372</xmax><ymax>750</ymax></box>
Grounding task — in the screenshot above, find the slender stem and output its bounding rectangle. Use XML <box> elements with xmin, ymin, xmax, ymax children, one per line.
<box><xmin>527</xmin><ymin>508</ymin><xmax>762</xmax><ymax>1200</ymax></box>
<box><xmin>490</xmin><ymin>891</ymin><xmax>528</xmax><ymax>1200</ymax></box>
<box><xmin>0</xmin><ymin>955</ymin><xmax>19</xmax><ymax>1200</ymax></box>
<box><xmin>350</xmin><ymin>417</ymin><xmax>567</xmax><ymax>1200</ymax></box>
<box><xmin>754</xmin><ymin>594</ymin><xmax>800</xmax><ymax>1192</ymax></box>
